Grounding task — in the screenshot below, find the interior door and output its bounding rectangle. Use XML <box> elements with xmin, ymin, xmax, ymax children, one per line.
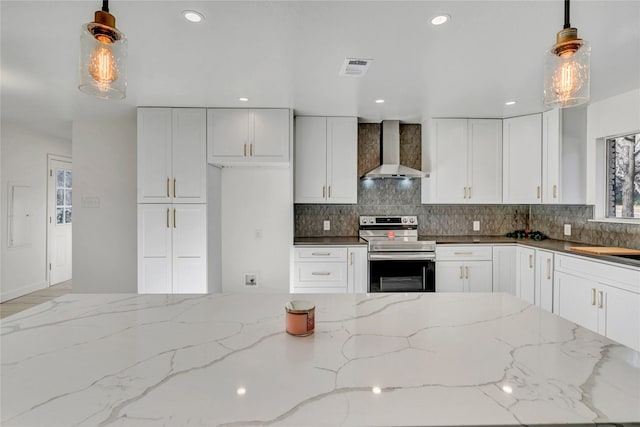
<box><xmin>48</xmin><ymin>157</ymin><xmax>72</xmax><ymax>285</ymax></box>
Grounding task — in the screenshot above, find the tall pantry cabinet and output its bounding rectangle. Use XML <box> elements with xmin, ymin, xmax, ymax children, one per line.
<box><xmin>137</xmin><ymin>108</ymin><xmax>208</xmax><ymax>294</ymax></box>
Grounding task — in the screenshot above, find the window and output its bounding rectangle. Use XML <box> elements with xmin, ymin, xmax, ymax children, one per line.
<box><xmin>56</xmin><ymin>169</ymin><xmax>72</xmax><ymax>224</ymax></box>
<box><xmin>606</xmin><ymin>132</ymin><xmax>639</xmax><ymax>219</ymax></box>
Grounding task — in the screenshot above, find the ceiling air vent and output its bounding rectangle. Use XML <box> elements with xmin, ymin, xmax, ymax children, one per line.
<box><xmin>339</xmin><ymin>58</ymin><xmax>373</xmax><ymax>77</ymax></box>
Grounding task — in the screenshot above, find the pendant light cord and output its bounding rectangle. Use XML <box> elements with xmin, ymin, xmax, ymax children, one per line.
<box><xmin>564</xmin><ymin>0</ymin><xmax>571</xmax><ymax>29</ymax></box>
<box><xmin>102</xmin><ymin>0</ymin><xmax>109</xmax><ymax>13</ymax></box>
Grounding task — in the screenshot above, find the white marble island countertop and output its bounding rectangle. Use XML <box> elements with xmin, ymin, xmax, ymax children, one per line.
<box><xmin>2</xmin><ymin>293</ymin><xmax>639</xmax><ymax>427</ymax></box>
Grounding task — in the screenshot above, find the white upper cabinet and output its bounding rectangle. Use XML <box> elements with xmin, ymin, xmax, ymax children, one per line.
<box><xmin>542</xmin><ymin>109</ymin><xmax>561</xmax><ymax>204</ymax></box>
<box><xmin>503</xmin><ymin>114</ymin><xmax>542</xmax><ymax>204</ymax></box>
<box><xmin>294</xmin><ymin>116</ymin><xmax>357</xmax><ymax>204</ymax></box>
<box><xmin>137</xmin><ymin>108</ymin><xmax>207</xmax><ymax>204</ymax></box>
<box><xmin>207</xmin><ymin>108</ymin><xmax>289</xmax><ymax>166</ymax></box>
<box><xmin>424</xmin><ymin>119</ymin><xmax>502</xmax><ymax>204</ymax></box>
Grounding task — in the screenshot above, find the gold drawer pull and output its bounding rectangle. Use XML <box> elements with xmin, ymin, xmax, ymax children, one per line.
<box><xmin>312</xmin><ymin>272</ymin><xmax>331</xmax><ymax>276</ymax></box>
<box><xmin>328</xmin><ymin>186</ymin><xmax>331</xmax><ymax>198</ymax></box>
<box><xmin>598</xmin><ymin>291</ymin><xmax>604</xmax><ymax>309</ymax></box>
<box><xmin>591</xmin><ymin>288</ymin><xmax>596</xmax><ymax>306</ymax></box>
<box><xmin>166</xmin><ymin>208</ymin><xmax>170</xmax><ymax>228</ymax></box>
<box><xmin>173</xmin><ymin>178</ymin><xmax>176</xmax><ymax>198</ymax></box>
<box><xmin>250</xmin><ymin>143</ymin><xmax>253</xmax><ymax>156</ymax></box>
<box><xmin>173</xmin><ymin>208</ymin><xmax>176</xmax><ymax>228</ymax></box>
<box><xmin>166</xmin><ymin>178</ymin><xmax>170</xmax><ymax>198</ymax></box>
<box><xmin>454</xmin><ymin>252</ymin><xmax>473</xmax><ymax>255</ymax></box>
<box><xmin>311</xmin><ymin>252</ymin><xmax>331</xmax><ymax>256</ymax></box>
<box><xmin>244</xmin><ymin>143</ymin><xmax>247</xmax><ymax>157</ymax></box>
<box><xmin>322</xmin><ymin>186</ymin><xmax>326</xmax><ymax>198</ymax></box>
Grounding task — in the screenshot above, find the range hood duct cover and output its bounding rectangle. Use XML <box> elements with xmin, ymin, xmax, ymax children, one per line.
<box><xmin>363</xmin><ymin>120</ymin><xmax>427</xmax><ymax>179</ymax></box>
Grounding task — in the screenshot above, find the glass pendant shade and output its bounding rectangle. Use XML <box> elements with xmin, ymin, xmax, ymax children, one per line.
<box><xmin>78</xmin><ymin>21</ymin><xmax>127</xmax><ymax>99</ymax></box>
<box><xmin>544</xmin><ymin>40</ymin><xmax>590</xmax><ymax>108</ymax></box>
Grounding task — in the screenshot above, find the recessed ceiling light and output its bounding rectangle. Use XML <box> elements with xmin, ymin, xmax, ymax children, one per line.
<box><xmin>183</xmin><ymin>10</ymin><xmax>204</xmax><ymax>23</ymax></box>
<box><xmin>505</xmin><ymin>101</ymin><xmax>517</xmax><ymax>106</ymax></box>
<box><xmin>375</xmin><ymin>99</ymin><xmax>385</xmax><ymax>104</ymax></box>
<box><xmin>431</xmin><ymin>14</ymin><xmax>450</xmax><ymax>26</ymax></box>
<box><xmin>236</xmin><ymin>387</ymin><xmax>246</xmax><ymax>396</ymax></box>
<box><xmin>239</xmin><ymin>97</ymin><xmax>249</xmax><ymax>102</ymax></box>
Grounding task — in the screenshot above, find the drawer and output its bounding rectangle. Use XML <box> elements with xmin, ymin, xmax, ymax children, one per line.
<box><xmin>436</xmin><ymin>245</ymin><xmax>493</xmax><ymax>261</ymax></box>
<box><xmin>294</xmin><ymin>262</ymin><xmax>348</xmax><ymax>287</ymax></box>
<box><xmin>292</xmin><ymin>286</ymin><xmax>348</xmax><ymax>294</ymax></box>
<box><xmin>555</xmin><ymin>254</ymin><xmax>640</xmax><ymax>293</ymax></box>
<box><xmin>295</xmin><ymin>247</ymin><xmax>348</xmax><ymax>262</ymax></box>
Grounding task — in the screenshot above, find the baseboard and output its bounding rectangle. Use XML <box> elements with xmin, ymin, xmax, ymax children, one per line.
<box><xmin>0</xmin><ymin>280</ymin><xmax>48</xmax><ymax>303</ymax></box>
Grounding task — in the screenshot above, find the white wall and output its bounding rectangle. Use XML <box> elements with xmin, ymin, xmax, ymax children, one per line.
<box><xmin>0</xmin><ymin>122</ymin><xmax>71</xmax><ymax>301</ymax></box>
<box><xmin>72</xmin><ymin>119</ymin><xmax>137</xmax><ymax>293</ymax></box>
<box><xmin>586</xmin><ymin>89</ymin><xmax>640</xmax><ymax>214</ymax></box>
<box><xmin>221</xmin><ymin>167</ymin><xmax>291</xmax><ymax>292</ymax></box>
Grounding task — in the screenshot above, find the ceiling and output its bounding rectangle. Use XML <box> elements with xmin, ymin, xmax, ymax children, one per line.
<box><xmin>2</xmin><ymin>1</ymin><xmax>639</xmax><ymax>140</ymax></box>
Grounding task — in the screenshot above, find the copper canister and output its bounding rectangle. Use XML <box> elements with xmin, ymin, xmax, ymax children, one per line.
<box><xmin>285</xmin><ymin>300</ymin><xmax>315</xmax><ymax>336</ymax></box>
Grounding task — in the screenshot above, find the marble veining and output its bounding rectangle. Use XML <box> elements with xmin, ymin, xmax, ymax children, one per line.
<box><xmin>2</xmin><ymin>293</ymin><xmax>639</xmax><ymax>426</ymax></box>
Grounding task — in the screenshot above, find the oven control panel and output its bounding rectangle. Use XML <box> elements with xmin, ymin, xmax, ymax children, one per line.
<box><xmin>359</xmin><ymin>216</ymin><xmax>418</xmax><ymax>226</ymax></box>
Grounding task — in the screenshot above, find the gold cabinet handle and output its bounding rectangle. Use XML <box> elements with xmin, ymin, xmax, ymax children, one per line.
<box><xmin>322</xmin><ymin>186</ymin><xmax>326</xmax><ymax>198</ymax></box>
<box><xmin>173</xmin><ymin>208</ymin><xmax>176</xmax><ymax>228</ymax></box>
<box><xmin>311</xmin><ymin>252</ymin><xmax>331</xmax><ymax>256</ymax></box>
<box><xmin>312</xmin><ymin>272</ymin><xmax>331</xmax><ymax>276</ymax></box>
<box><xmin>553</xmin><ymin>184</ymin><xmax>557</xmax><ymax>199</ymax></box>
<box><xmin>454</xmin><ymin>251</ymin><xmax>473</xmax><ymax>255</ymax></box>
<box><xmin>598</xmin><ymin>291</ymin><xmax>604</xmax><ymax>309</ymax></box>
<box><xmin>529</xmin><ymin>254</ymin><xmax>533</xmax><ymax>269</ymax></box>
<box><xmin>166</xmin><ymin>208</ymin><xmax>170</xmax><ymax>228</ymax></box>
<box><xmin>166</xmin><ymin>178</ymin><xmax>170</xmax><ymax>198</ymax></box>
<box><xmin>328</xmin><ymin>186</ymin><xmax>332</xmax><ymax>198</ymax></box>
<box><xmin>465</xmin><ymin>266</ymin><xmax>469</xmax><ymax>279</ymax></box>
<box><xmin>243</xmin><ymin>143</ymin><xmax>247</xmax><ymax>157</ymax></box>
<box><xmin>349</xmin><ymin>252</ymin><xmax>353</xmax><ymax>265</ymax></box>
<box><xmin>173</xmin><ymin>178</ymin><xmax>176</xmax><ymax>198</ymax></box>
<box><xmin>459</xmin><ymin>266</ymin><xmax>464</xmax><ymax>279</ymax></box>
<box><xmin>591</xmin><ymin>288</ymin><xmax>596</xmax><ymax>306</ymax></box>
<box><xmin>536</xmin><ymin>186</ymin><xmax>541</xmax><ymax>199</ymax></box>
<box><xmin>546</xmin><ymin>258</ymin><xmax>551</xmax><ymax>280</ymax></box>
<box><xmin>250</xmin><ymin>143</ymin><xmax>253</xmax><ymax>156</ymax></box>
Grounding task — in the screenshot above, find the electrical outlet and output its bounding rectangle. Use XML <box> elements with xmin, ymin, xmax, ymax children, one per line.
<box><xmin>244</xmin><ymin>273</ymin><xmax>257</xmax><ymax>286</ymax></box>
<box><xmin>323</xmin><ymin>220</ymin><xmax>330</xmax><ymax>231</ymax></box>
<box><xmin>564</xmin><ymin>224</ymin><xmax>572</xmax><ymax>236</ymax></box>
<box><xmin>473</xmin><ymin>221</ymin><xmax>480</xmax><ymax>231</ymax></box>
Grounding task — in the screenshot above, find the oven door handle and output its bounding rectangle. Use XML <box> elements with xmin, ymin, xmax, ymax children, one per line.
<box><xmin>368</xmin><ymin>253</ymin><xmax>436</xmax><ymax>261</ymax></box>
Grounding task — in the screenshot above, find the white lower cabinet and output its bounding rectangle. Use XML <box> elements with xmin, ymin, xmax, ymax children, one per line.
<box><xmin>554</xmin><ymin>254</ymin><xmax>640</xmax><ymax>351</ymax></box>
<box><xmin>292</xmin><ymin>246</ymin><xmax>367</xmax><ymax>293</ymax></box>
<box><xmin>492</xmin><ymin>246</ymin><xmax>517</xmax><ymax>295</ymax></box>
<box><xmin>436</xmin><ymin>246</ymin><xmax>493</xmax><ymax>292</ymax></box>
<box><xmin>535</xmin><ymin>250</ymin><xmax>554</xmax><ymax>312</ymax></box>
<box><xmin>138</xmin><ymin>204</ymin><xmax>207</xmax><ymax>294</ymax></box>
<box><xmin>516</xmin><ymin>246</ymin><xmax>536</xmax><ymax>304</ymax></box>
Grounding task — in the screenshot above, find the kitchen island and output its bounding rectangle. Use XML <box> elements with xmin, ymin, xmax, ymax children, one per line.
<box><xmin>2</xmin><ymin>293</ymin><xmax>639</xmax><ymax>426</ymax></box>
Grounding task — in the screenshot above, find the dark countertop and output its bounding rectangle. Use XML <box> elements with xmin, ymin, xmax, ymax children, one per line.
<box><xmin>294</xmin><ymin>235</ymin><xmax>640</xmax><ymax>269</ymax></box>
<box><xmin>294</xmin><ymin>236</ymin><xmax>368</xmax><ymax>246</ymax></box>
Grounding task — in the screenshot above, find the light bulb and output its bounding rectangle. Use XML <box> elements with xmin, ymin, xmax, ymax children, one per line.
<box><xmin>543</xmin><ymin>40</ymin><xmax>590</xmax><ymax>108</ymax></box>
<box><xmin>549</xmin><ymin>55</ymin><xmax>586</xmax><ymax>104</ymax></box>
<box><xmin>88</xmin><ymin>36</ymin><xmax>119</xmax><ymax>91</ymax></box>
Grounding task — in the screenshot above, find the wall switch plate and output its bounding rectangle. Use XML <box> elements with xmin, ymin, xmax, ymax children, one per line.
<box><xmin>244</xmin><ymin>273</ymin><xmax>257</xmax><ymax>286</ymax></box>
<box><xmin>473</xmin><ymin>221</ymin><xmax>480</xmax><ymax>231</ymax></box>
<box><xmin>255</xmin><ymin>229</ymin><xmax>263</xmax><ymax>239</ymax></box>
<box><xmin>564</xmin><ymin>224</ymin><xmax>572</xmax><ymax>236</ymax></box>
<box><xmin>323</xmin><ymin>220</ymin><xmax>330</xmax><ymax>231</ymax></box>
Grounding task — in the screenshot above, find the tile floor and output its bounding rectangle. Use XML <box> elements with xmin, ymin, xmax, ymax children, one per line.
<box><xmin>0</xmin><ymin>281</ymin><xmax>72</xmax><ymax>319</ymax></box>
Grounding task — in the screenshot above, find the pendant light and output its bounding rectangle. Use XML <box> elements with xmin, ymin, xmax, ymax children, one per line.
<box><xmin>78</xmin><ymin>0</ymin><xmax>127</xmax><ymax>99</ymax></box>
<box><xmin>543</xmin><ymin>0</ymin><xmax>590</xmax><ymax>108</ymax></box>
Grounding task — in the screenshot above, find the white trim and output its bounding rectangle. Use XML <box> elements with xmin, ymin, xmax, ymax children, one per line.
<box><xmin>1</xmin><ymin>280</ymin><xmax>47</xmax><ymax>302</ymax></box>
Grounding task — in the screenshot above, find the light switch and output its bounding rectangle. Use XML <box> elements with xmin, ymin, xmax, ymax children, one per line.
<box><xmin>564</xmin><ymin>224</ymin><xmax>571</xmax><ymax>236</ymax></box>
<box><xmin>473</xmin><ymin>221</ymin><xmax>480</xmax><ymax>231</ymax></box>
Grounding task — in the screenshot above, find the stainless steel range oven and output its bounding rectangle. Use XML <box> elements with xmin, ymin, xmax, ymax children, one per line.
<box><xmin>359</xmin><ymin>216</ymin><xmax>436</xmax><ymax>292</ymax></box>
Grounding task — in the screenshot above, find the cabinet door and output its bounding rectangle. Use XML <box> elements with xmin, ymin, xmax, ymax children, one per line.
<box><xmin>468</xmin><ymin>119</ymin><xmax>502</xmax><ymax>203</ymax></box>
<box><xmin>492</xmin><ymin>246</ymin><xmax>517</xmax><ymax>295</ymax></box>
<box><xmin>327</xmin><ymin>117</ymin><xmax>358</xmax><ymax>204</ymax></box>
<box><xmin>294</xmin><ymin>117</ymin><xmax>327</xmax><ymax>203</ymax></box>
<box><xmin>137</xmin><ymin>108</ymin><xmax>172</xmax><ymax>203</ymax></box>
<box><xmin>465</xmin><ymin>261</ymin><xmax>493</xmax><ymax>292</ymax></box>
<box><xmin>251</xmin><ymin>109</ymin><xmax>289</xmax><ymax>162</ymax></box>
<box><xmin>348</xmin><ymin>246</ymin><xmax>368</xmax><ymax>293</ymax></box>
<box><xmin>138</xmin><ymin>204</ymin><xmax>172</xmax><ymax>293</ymax></box>
<box><xmin>207</xmin><ymin>109</ymin><xmax>249</xmax><ymax>162</ymax></box>
<box><xmin>503</xmin><ymin>114</ymin><xmax>542</xmax><ymax>204</ymax></box>
<box><xmin>516</xmin><ymin>246</ymin><xmax>536</xmax><ymax>304</ymax></box>
<box><xmin>542</xmin><ymin>109</ymin><xmax>561</xmax><ymax>204</ymax></box>
<box><xmin>172</xmin><ymin>204</ymin><xmax>207</xmax><ymax>293</ymax></box>
<box><xmin>436</xmin><ymin>262</ymin><xmax>465</xmax><ymax>292</ymax></box>
<box><xmin>554</xmin><ymin>271</ymin><xmax>598</xmax><ymax>333</ymax></box>
<box><xmin>431</xmin><ymin>119</ymin><xmax>468</xmax><ymax>203</ymax></box>
<box><xmin>603</xmin><ymin>284</ymin><xmax>640</xmax><ymax>351</ymax></box>
<box><xmin>535</xmin><ymin>250</ymin><xmax>554</xmax><ymax>312</ymax></box>
<box><xmin>172</xmin><ymin>109</ymin><xmax>207</xmax><ymax>203</ymax></box>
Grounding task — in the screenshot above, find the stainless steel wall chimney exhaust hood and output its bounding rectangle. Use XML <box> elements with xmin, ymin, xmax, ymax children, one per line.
<box><xmin>363</xmin><ymin>120</ymin><xmax>427</xmax><ymax>179</ymax></box>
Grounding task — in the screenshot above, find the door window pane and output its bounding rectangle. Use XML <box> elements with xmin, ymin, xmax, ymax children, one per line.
<box><xmin>57</xmin><ymin>189</ymin><xmax>64</xmax><ymax>206</ymax></box>
<box><xmin>65</xmin><ymin>170</ymin><xmax>72</xmax><ymax>187</ymax></box>
<box><xmin>57</xmin><ymin>208</ymin><xmax>64</xmax><ymax>224</ymax></box>
<box><xmin>55</xmin><ymin>168</ymin><xmax>72</xmax><ymax>224</ymax></box>
<box><xmin>57</xmin><ymin>170</ymin><xmax>65</xmax><ymax>187</ymax></box>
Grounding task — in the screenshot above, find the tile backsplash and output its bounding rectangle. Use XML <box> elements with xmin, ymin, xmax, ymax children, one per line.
<box><xmin>295</xmin><ymin>179</ymin><xmax>639</xmax><ymax>249</ymax></box>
